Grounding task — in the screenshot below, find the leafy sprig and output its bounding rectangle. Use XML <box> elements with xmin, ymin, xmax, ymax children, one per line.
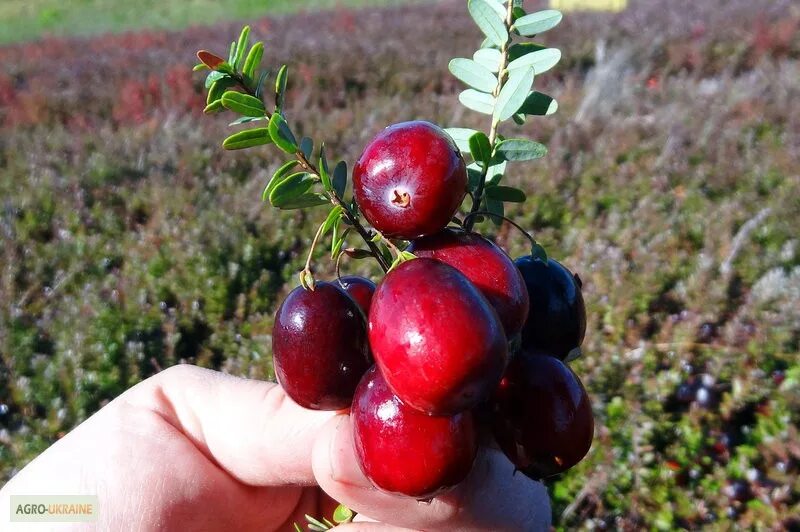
<box><xmin>194</xmin><ymin>27</ymin><xmax>391</xmax><ymax>278</ymax></box>
<box><xmin>445</xmin><ymin>0</ymin><xmax>562</xmax><ymax>234</ymax></box>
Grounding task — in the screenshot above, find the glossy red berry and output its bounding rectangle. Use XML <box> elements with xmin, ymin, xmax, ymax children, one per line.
<box><xmin>353</xmin><ymin>121</ymin><xmax>467</xmax><ymax>240</ymax></box>
<box><xmin>368</xmin><ymin>258</ymin><xmax>507</xmax><ymax>415</ymax></box>
<box><xmin>409</xmin><ymin>228</ymin><xmax>529</xmax><ymax>337</ymax></box>
<box><xmin>515</xmin><ymin>256</ymin><xmax>586</xmax><ymax>359</ymax></box>
<box><xmin>491</xmin><ymin>352</ymin><xmax>594</xmax><ymax>479</ymax></box>
<box><xmin>272</xmin><ymin>282</ymin><xmax>371</xmax><ymax>410</ymax></box>
<box><xmin>352</xmin><ymin>366</ymin><xmax>478</xmax><ymax>498</ymax></box>
<box><xmin>338</xmin><ymin>275</ymin><xmax>376</xmax><ymax>316</ymax></box>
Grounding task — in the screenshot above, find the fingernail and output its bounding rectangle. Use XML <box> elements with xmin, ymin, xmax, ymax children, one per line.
<box><xmin>329</xmin><ymin>415</ymin><xmax>372</xmax><ymax>489</ymax></box>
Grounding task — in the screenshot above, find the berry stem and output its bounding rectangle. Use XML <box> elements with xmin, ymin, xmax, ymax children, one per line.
<box><xmin>463</xmin><ymin>210</ymin><xmax>546</xmax><ymax>260</ymax></box>
<box><xmin>465</xmin><ymin>0</ymin><xmax>515</xmax><ymax>232</ymax></box>
<box><xmin>299</xmin><ymin>221</ymin><xmax>327</xmax><ymax>290</ymax></box>
<box><xmin>228</xmin><ymin>71</ymin><xmax>391</xmax><ymax>273</ymax></box>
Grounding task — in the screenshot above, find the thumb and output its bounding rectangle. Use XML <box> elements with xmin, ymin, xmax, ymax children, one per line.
<box><xmin>124</xmin><ymin>364</ymin><xmax>337</xmax><ymax>486</ymax></box>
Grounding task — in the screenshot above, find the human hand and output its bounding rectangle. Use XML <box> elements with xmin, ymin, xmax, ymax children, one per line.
<box><xmin>0</xmin><ymin>365</ymin><xmax>550</xmax><ymax>531</ymax></box>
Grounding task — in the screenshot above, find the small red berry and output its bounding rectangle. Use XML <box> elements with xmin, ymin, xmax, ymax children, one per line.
<box><xmin>353</xmin><ymin>121</ymin><xmax>467</xmax><ymax>239</ymax></box>
<box><xmin>272</xmin><ymin>282</ymin><xmax>371</xmax><ymax>410</ymax></box>
<box><xmin>352</xmin><ymin>366</ymin><xmax>478</xmax><ymax>498</ymax></box>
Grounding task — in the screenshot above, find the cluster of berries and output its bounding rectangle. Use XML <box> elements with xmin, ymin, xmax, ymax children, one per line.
<box><xmin>273</xmin><ymin>121</ymin><xmax>593</xmax><ymax>498</ymax></box>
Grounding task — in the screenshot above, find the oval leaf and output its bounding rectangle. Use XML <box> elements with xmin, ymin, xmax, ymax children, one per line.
<box><xmin>486</xmin><ymin>185</ymin><xmax>527</xmax><ymax>203</ymax></box>
<box><xmin>222</xmin><ymin>128</ymin><xmax>272</xmax><ymax>150</ymax></box>
<box><xmin>449</xmin><ymin>58</ymin><xmax>497</xmax><ymax>93</ymax></box>
<box><xmin>468</xmin><ymin>0</ymin><xmax>508</xmax><ymax>48</ymax></box>
<box><xmin>518</xmin><ymin>91</ymin><xmax>558</xmax><ymax>116</ymax></box>
<box><xmin>234</xmin><ymin>26</ymin><xmax>250</xmax><ymax>69</ymax></box>
<box><xmin>473</xmin><ymin>48</ymin><xmax>502</xmax><ymax>72</ymax></box>
<box><xmin>276</xmin><ymin>193</ymin><xmax>329</xmax><ymax>210</ymax></box>
<box><xmin>459</xmin><ymin>89</ymin><xmax>495</xmax><ymax>115</ymax></box>
<box><xmin>263</xmin><ymin>160</ymin><xmax>299</xmax><ymax>201</ymax></box>
<box><xmin>508</xmin><ymin>48</ymin><xmax>561</xmax><ymax>75</ymax></box>
<box><xmin>300</xmin><ymin>137</ymin><xmax>313</xmax><ymax>159</ymax></box>
<box><xmin>468</xmin><ymin>131</ymin><xmax>492</xmax><ymax>166</ymax></box>
<box><xmin>322</xmin><ymin>206</ymin><xmax>344</xmax><ymax>235</ymax></box>
<box><xmin>242</xmin><ymin>42</ymin><xmax>264</xmax><ymax>79</ymax></box>
<box><xmin>275</xmin><ymin>64</ymin><xmax>288</xmax><ymax>112</ymax></box>
<box><xmin>508</xmin><ymin>42</ymin><xmax>547</xmax><ymax>62</ymax></box>
<box><xmin>269</xmin><ymin>172</ymin><xmax>316</xmax><ymax>207</ymax></box>
<box><xmin>513</xmin><ymin>9</ymin><xmax>563</xmax><ymax>37</ymax></box>
<box><xmin>443</xmin><ymin>127</ymin><xmax>479</xmax><ymax>153</ymax></box>
<box><xmin>268</xmin><ymin>113</ymin><xmax>298</xmax><ymax>153</ymax></box>
<box><xmin>197</xmin><ymin>50</ymin><xmax>225</xmax><ymax>70</ymax></box>
<box><xmin>496</xmin><ymin>138</ymin><xmax>548</xmax><ymax>161</ymax></box>
<box><xmin>221</xmin><ymin>91</ymin><xmax>266</xmax><ymax>117</ymax></box>
<box><xmin>494</xmin><ymin>67</ymin><xmax>535</xmax><ymax>122</ymax></box>
<box><xmin>332</xmin><ymin>161</ymin><xmax>348</xmax><ymax>198</ymax></box>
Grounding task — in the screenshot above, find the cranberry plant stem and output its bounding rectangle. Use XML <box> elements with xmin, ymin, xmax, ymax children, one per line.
<box><xmin>465</xmin><ymin>0</ymin><xmax>515</xmax><ymax>232</ymax></box>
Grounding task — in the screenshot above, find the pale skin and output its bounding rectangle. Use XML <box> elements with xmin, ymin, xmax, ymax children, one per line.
<box><xmin>0</xmin><ymin>365</ymin><xmax>551</xmax><ymax>531</ymax></box>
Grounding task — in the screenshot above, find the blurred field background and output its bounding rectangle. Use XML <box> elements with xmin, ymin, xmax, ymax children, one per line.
<box><xmin>1</xmin><ymin>0</ymin><xmax>799</xmax><ymax>529</ymax></box>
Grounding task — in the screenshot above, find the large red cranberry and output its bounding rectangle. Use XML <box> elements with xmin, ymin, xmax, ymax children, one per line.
<box><xmin>409</xmin><ymin>228</ymin><xmax>529</xmax><ymax>337</ymax></box>
<box><xmin>272</xmin><ymin>282</ymin><xmax>371</xmax><ymax>410</ymax></box>
<box><xmin>353</xmin><ymin>121</ymin><xmax>467</xmax><ymax>240</ymax></box>
<box><xmin>491</xmin><ymin>352</ymin><xmax>594</xmax><ymax>479</ymax></box>
<box><xmin>368</xmin><ymin>258</ymin><xmax>507</xmax><ymax>415</ymax></box>
<box><xmin>515</xmin><ymin>255</ymin><xmax>586</xmax><ymax>359</ymax></box>
<box><xmin>338</xmin><ymin>275</ymin><xmax>376</xmax><ymax>316</ymax></box>
<box><xmin>352</xmin><ymin>366</ymin><xmax>478</xmax><ymax>498</ymax></box>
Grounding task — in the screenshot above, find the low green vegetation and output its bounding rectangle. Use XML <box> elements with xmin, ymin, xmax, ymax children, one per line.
<box><xmin>1</xmin><ymin>0</ymin><xmax>798</xmax><ymax>528</ymax></box>
<box><xmin>0</xmin><ymin>0</ymin><xmax>413</xmax><ymax>44</ymax></box>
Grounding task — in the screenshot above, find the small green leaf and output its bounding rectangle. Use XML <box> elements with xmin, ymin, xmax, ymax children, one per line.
<box><xmin>207</xmin><ymin>77</ymin><xmax>235</xmax><ymax>105</ymax></box>
<box><xmin>268</xmin><ymin>113</ymin><xmax>298</xmax><ymax>153</ymax></box>
<box><xmin>193</xmin><ymin>63</ymin><xmax>208</xmax><ymax>72</ymax></box>
<box><xmin>444</xmin><ymin>127</ymin><xmax>480</xmax><ymax>153</ymax></box>
<box><xmin>318</xmin><ymin>144</ymin><xmax>332</xmax><ymax>190</ymax></box>
<box><xmin>216</xmin><ymin>62</ymin><xmax>235</xmax><ymax>76</ymax></box>
<box><xmin>275</xmin><ymin>65</ymin><xmax>288</xmax><ymax>112</ymax></box>
<box><xmin>300</xmin><ymin>137</ymin><xmax>314</xmax><ymax>159</ymax></box>
<box><xmin>293</xmin><ymin>523</ymin><xmax>303</xmax><ymax>532</ymax></box>
<box><xmin>459</xmin><ymin>89</ymin><xmax>495</xmax><ymax>115</ymax></box>
<box><xmin>221</xmin><ymin>91</ymin><xmax>266</xmax><ymax>117</ymax></box>
<box><xmin>496</xmin><ymin>138</ymin><xmax>548</xmax><ymax>161</ymax></box>
<box><xmin>518</xmin><ymin>91</ymin><xmax>558</xmax><ymax>116</ymax></box>
<box><xmin>331</xmin><ymin>225</ymin><xmax>350</xmax><ymax>259</ymax></box>
<box><xmin>205</xmin><ymin>70</ymin><xmax>227</xmax><ymax>89</ymax></box>
<box><xmin>203</xmin><ymin>100</ymin><xmax>224</xmax><ymax>114</ymax></box>
<box><xmin>222</xmin><ymin>128</ymin><xmax>272</xmax><ymax>150</ymax></box>
<box><xmin>507</xmin><ymin>48</ymin><xmax>561</xmax><ymax>75</ymax></box>
<box><xmin>242</xmin><ymin>41</ymin><xmax>264</xmax><ymax>79</ymax></box>
<box><xmin>305</xmin><ymin>514</ymin><xmax>330</xmax><ymax>530</ymax></box>
<box><xmin>228</xmin><ymin>116</ymin><xmax>266</xmax><ymax>126</ymax></box>
<box><xmin>227</xmin><ymin>41</ymin><xmax>236</xmax><ymax>64</ymax></box>
<box><xmin>467</xmin><ymin>167</ymin><xmax>483</xmax><ymax>192</ymax></box>
<box><xmin>269</xmin><ymin>172</ymin><xmax>316</xmax><ymax>207</ymax></box>
<box><xmin>486</xmin><ymin>197</ymin><xmax>505</xmax><ymax>226</ymax></box>
<box><xmin>322</xmin><ymin>206</ymin><xmax>343</xmax><ymax>235</ymax></box>
<box><xmin>468</xmin><ymin>0</ymin><xmax>508</xmax><ymax>48</ymax></box>
<box><xmin>512</xmin><ymin>113</ymin><xmax>526</xmax><ymax>125</ymax></box>
<box><xmin>254</xmin><ymin>71</ymin><xmax>269</xmax><ymax>99</ymax></box>
<box><xmin>531</xmin><ymin>242</ymin><xmax>548</xmax><ymax>261</ymax></box>
<box><xmin>277</xmin><ymin>193</ymin><xmax>329</xmax><ymax>210</ymax></box>
<box><xmin>473</xmin><ymin>48</ymin><xmax>502</xmax><ymax>72</ymax></box>
<box><xmin>508</xmin><ymin>42</ymin><xmax>547</xmax><ymax>62</ymax></box>
<box><xmin>512</xmin><ymin>9</ymin><xmax>562</xmax><ymax>37</ymax></box>
<box><xmin>494</xmin><ymin>67</ymin><xmax>535</xmax><ymax>122</ymax></box>
<box><xmin>468</xmin><ymin>131</ymin><xmax>492</xmax><ymax>166</ymax></box>
<box><xmin>512</xmin><ymin>5</ymin><xmax>526</xmax><ymax>22</ymax></box>
<box><xmin>486</xmin><ymin>185</ymin><xmax>526</xmax><ymax>202</ymax></box>
<box><xmin>449</xmin><ymin>58</ymin><xmax>497</xmax><ymax>93</ymax></box>
<box><xmin>263</xmin><ymin>160</ymin><xmax>299</xmax><ymax>201</ymax></box>
<box><xmin>234</xmin><ymin>26</ymin><xmax>250</xmax><ymax>69</ymax></box>
<box><xmin>332</xmin><ymin>161</ymin><xmax>347</xmax><ymax>198</ymax></box>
